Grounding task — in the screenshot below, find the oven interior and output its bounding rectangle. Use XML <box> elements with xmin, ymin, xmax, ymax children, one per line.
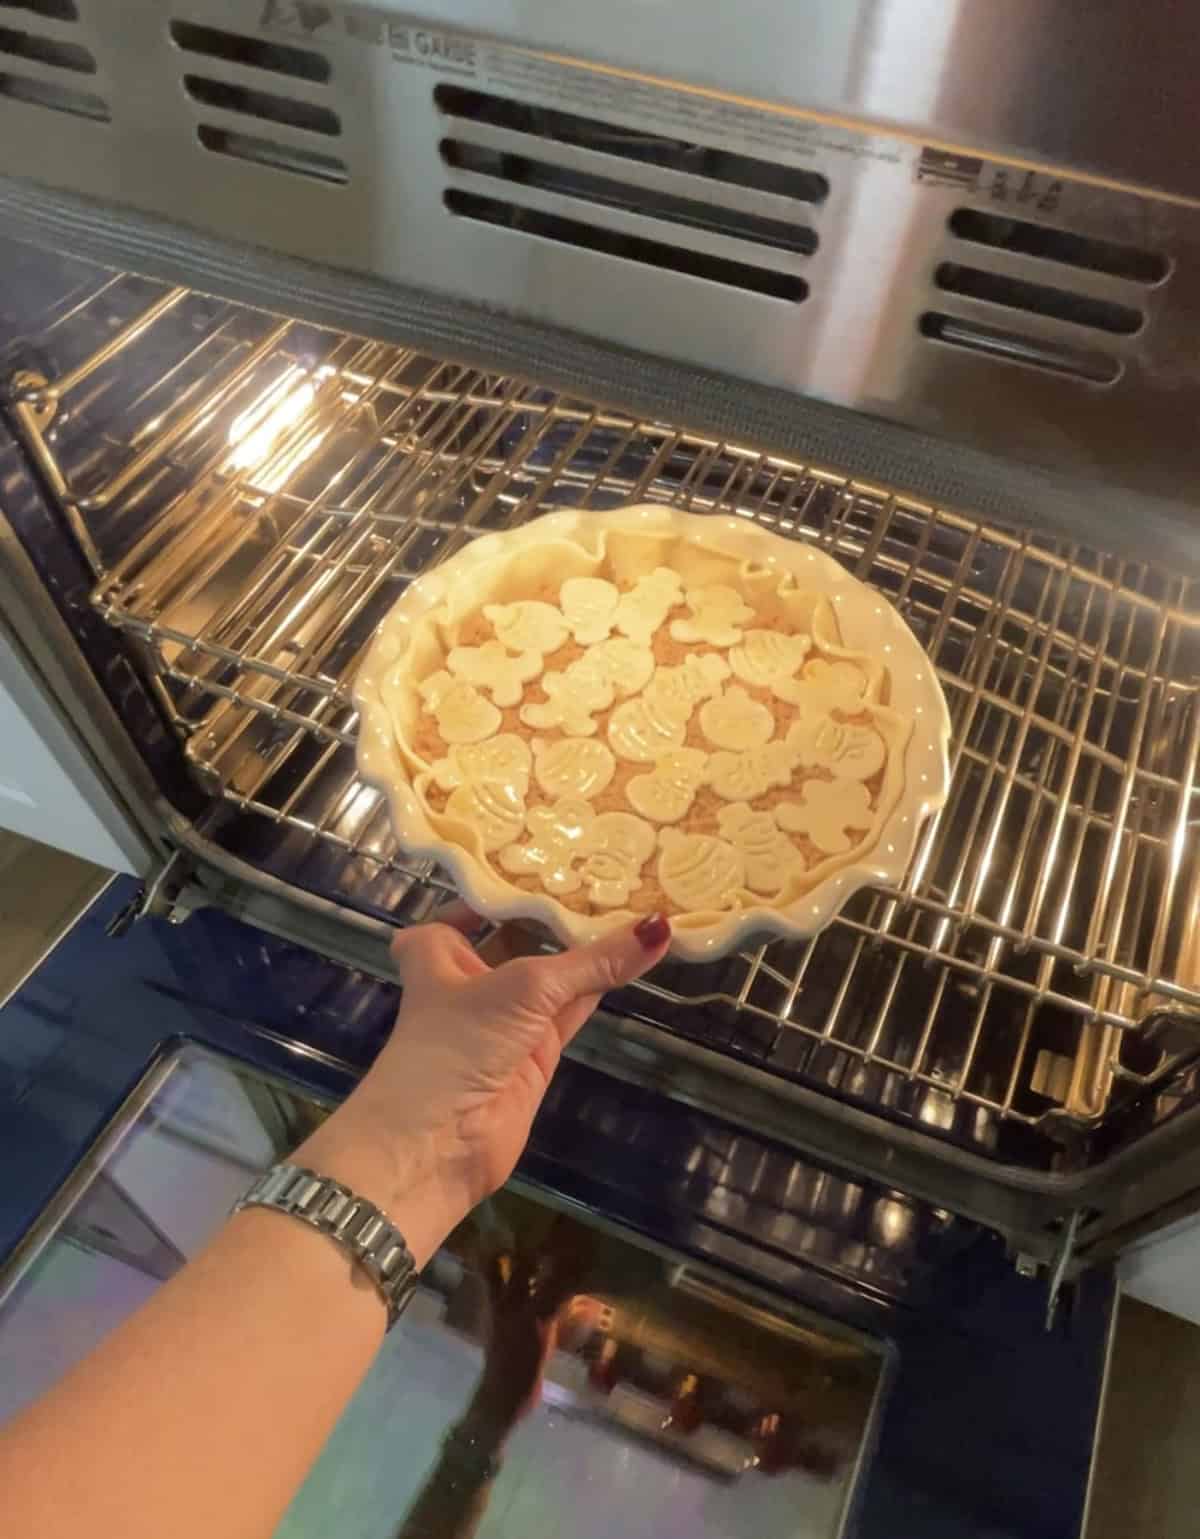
<box><xmin>5</xmin><ymin>238</ymin><xmax>1200</xmax><ymax>1192</ymax></box>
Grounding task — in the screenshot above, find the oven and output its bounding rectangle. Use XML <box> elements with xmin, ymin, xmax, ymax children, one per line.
<box><xmin>1</xmin><ymin>3</ymin><xmax>1197</xmax><ymax>1533</ymax></box>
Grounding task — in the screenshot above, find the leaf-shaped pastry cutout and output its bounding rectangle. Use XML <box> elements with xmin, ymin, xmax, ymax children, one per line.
<box><xmin>608</xmin><ymin>695</ymin><xmax>687</xmax><ymax>763</ymax></box>
<box><xmin>444</xmin><ymin>780</ymin><xmax>526</xmax><ymax>852</ymax></box>
<box><xmin>625</xmin><ymin>748</ymin><xmax>709</xmax><ymax>824</ymax></box>
<box><xmin>431</xmin><ymin>735</ymin><xmax>532</xmax><ymax>794</ymax></box>
<box><xmin>447</xmin><ymin>639</ymin><xmax>542</xmax><ymax>707</ymax></box>
<box><xmin>561</xmin><ymin>577</ymin><xmax>619</xmax><ymax>644</ymax></box>
<box><xmin>657</xmin><ymin>829</ymin><xmax>745</xmax><ymax>911</ymax></box>
<box><xmin>533</xmin><ymin>738</ymin><xmax>616</xmax><ymax>800</ymax></box>
<box><xmin>670</xmin><ymin>584</ymin><xmax>755</xmax><ymax>646</ymax></box>
<box><xmin>705</xmin><ymin>740</ymin><xmax>798</xmax><ymax>802</ymax></box>
<box><xmin>787</xmin><ymin>716</ymin><xmax>886</xmax><ymax>781</ymax></box>
<box><xmin>716</xmin><ymin>803</ymin><xmax>805</xmax><ymax>894</ymax></box>
<box><xmin>728</xmin><ymin>629</ymin><xmax>810</xmax><ymax>689</ymax></box>
<box><xmin>775</xmin><ymin>780</ymin><xmax>873</xmax><ymax>855</ymax></box>
<box><xmin>587</xmin><ymin>636</ymin><xmax>655</xmax><ymax>698</ymax></box>
<box><xmin>697</xmin><ymin>686</ymin><xmax>775</xmax><ymax>751</ymax></box>
<box><xmin>484</xmin><ymin>600</ymin><xmax>569</xmax><ymax>655</ymax></box>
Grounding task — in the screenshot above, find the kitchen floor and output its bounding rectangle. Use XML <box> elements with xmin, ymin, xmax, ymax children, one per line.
<box><xmin>0</xmin><ymin>830</ymin><xmax>1197</xmax><ymax>1537</ymax></box>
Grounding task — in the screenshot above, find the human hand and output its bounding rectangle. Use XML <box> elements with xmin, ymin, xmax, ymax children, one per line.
<box><xmin>299</xmin><ymin>909</ymin><xmax>670</xmax><ymax>1267</ymax></box>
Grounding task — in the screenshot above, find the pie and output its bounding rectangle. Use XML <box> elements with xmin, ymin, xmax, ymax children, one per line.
<box><xmin>355</xmin><ymin>504</ymin><xmax>950</xmax><ymax>955</ymax></box>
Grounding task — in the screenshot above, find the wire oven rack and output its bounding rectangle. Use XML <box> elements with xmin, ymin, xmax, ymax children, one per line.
<box><xmin>9</xmin><ymin>268</ymin><xmax>1200</xmax><ymax>1165</ymax></box>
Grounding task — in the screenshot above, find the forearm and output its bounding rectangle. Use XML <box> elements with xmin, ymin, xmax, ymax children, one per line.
<box><xmin>0</xmin><ymin>912</ymin><xmax>668</xmax><ymax>1539</ymax></box>
<box><xmin>0</xmin><ymin>1111</ymin><xmax>455</xmax><ymax>1539</ymax></box>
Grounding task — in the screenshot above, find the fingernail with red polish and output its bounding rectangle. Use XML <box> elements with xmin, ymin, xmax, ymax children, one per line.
<box><xmin>634</xmin><ymin>913</ymin><xmax>671</xmax><ymax>949</ymax></box>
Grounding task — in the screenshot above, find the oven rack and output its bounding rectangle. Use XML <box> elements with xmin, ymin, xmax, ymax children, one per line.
<box><xmin>10</xmin><ymin>270</ymin><xmax>1200</xmax><ymax>1152</ymax></box>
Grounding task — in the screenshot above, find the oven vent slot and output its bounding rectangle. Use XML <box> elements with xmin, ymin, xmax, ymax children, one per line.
<box><xmin>0</xmin><ymin>0</ymin><xmax>78</xmax><ymax>18</ymax></box>
<box><xmin>441</xmin><ymin>141</ymin><xmax>817</xmax><ymax>258</ymax></box>
<box><xmin>183</xmin><ymin>75</ymin><xmax>339</xmax><ymax>136</ymax></box>
<box><xmin>437</xmin><ymin>83</ymin><xmax>816</xmax><ymax>300</ymax></box>
<box><xmin>445</xmin><ymin>189</ymin><xmax>808</xmax><ymax>301</ymax></box>
<box><xmin>934</xmin><ymin>263</ymin><xmax>1143</xmax><ymax>335</ymax></box>
<box><xmin>0</xmin><ymin>3</ymin><xmax>108</xmax><ymax>122</ymax></box>
<box><xmin>919</xmin><ymin>313</ymin><xmax>1121</xmax><ymax>384</ymax></box>
<box><xmin>196</xmin><ymin>125</ymin><xmax>346</xmax><ymax>184</ymax></box>
<box><xmin>169</xmin><ymin>19</ymin><xmax>331</xmax><ymax>83</ymax></box>
<box><xmin>0</xmin><ymin>21</ymin><xmax>89</xmax><ymax>69</ymax></box>
<box><xmin>434</xmin><ymin>84</ymin><xmax>828</xmax><ymax>204</ymax></box>
<box><xmin>0</xmin><ymin>70</ymin><xmax>104</xmax><ymax>117</ymax></box>
<box><xmin>949</xmin><ymin>208</ymin><xmax>1168</xmax><ymax>285</ymax></box>
<box><xmin>175</xmin><ymin>19</ymin><xmax>344</xmax><ymax>184</ymax></box>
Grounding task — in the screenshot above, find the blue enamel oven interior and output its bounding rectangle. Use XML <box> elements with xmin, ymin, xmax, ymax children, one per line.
<box><xmin>0</xmin><ymin>880</ymin><xmax>1115</xmax><ymax>1538</ymax></box>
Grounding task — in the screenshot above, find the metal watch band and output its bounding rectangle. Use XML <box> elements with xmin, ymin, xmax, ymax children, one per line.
<box><xmin>234</xmin><ymin>1163</ymin><xmax>417</xmax><ymax>1330</ymax></box>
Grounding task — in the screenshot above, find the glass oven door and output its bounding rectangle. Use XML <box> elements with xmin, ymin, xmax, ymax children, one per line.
<box><xmin>0</xmin><ymin>1041</ymin><xmax>886</xmax><ymax>1539</ymax></box>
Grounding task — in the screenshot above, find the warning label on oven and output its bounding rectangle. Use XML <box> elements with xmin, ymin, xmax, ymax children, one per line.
<box><xmin>260</xmin><ymin>2</ymin><xmax>480</xmax><ymax>75</ymax></box>
<box><xmin>474</xmin><ymin>48</ymin><xmax>903</xmax><ymax>167</ymax></box>
<box><xmin>913</xmin><ymin>143</ymin><xmax>1072</xmax><ymax>214</ymax></box>
<box><xmin>914</xmin><ymin>146</ymin><xmax>983</xmax><ymax>190</ymax></box>
<box><xmin>259</xmin><ymin>3</ymin><xmax>909</xmax><ymax>165</ymax></box>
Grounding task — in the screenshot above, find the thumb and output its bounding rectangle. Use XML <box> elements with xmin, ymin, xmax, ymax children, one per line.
<box><xmin>536</xmin><ymin>913</ymin><xmax>671</xmax><ymax>1015</ymax></box>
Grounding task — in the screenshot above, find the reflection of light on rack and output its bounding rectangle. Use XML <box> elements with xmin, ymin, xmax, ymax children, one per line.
<box><xmin>226</xmin><ymin>366</ymin><xmax>334</xmax><ymax>492</ymax></box>
<box><xmin>917</xmin><ymin>1088</ymin><xmax>955</xmax><ymax>1128</ymax></box>
<box><xmin>871</xmin><ymin>1197</ymin><xmax>915</xmax><ymax>1247</ymax></box>
<box><xmin>340</xmin><ymin>784</ymin><xmax>383</xmax><ymax>824</ymax></box>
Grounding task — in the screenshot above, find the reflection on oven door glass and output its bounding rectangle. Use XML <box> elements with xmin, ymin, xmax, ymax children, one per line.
<box><xmin>0</xmin><ymin>1047</ymin><xmax>883</xmax><ymax>1539</ymax></box>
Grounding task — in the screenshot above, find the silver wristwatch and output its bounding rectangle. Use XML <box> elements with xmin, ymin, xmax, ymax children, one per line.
<box><xmin>234</xmin><ymin>1163</ymin><xmax>418</xmax><ymax>1329</ymax></box>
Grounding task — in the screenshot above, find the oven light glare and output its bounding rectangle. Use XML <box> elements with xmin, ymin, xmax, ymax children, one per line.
<box><xmin>227</xmin><ymin>369</ymin><xmax>324</xmax><ymax>491</ymax></box>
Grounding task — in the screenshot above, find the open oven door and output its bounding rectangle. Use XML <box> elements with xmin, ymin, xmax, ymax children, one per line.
<box><xmin>0</xmin><ymin>878</ymin><xmax>1116</xmax><ymax>1539</ymax></box>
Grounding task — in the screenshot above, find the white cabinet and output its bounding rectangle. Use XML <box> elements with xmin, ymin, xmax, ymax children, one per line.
<box><xmin>1121</xmin><ymin>1214</ymin><xmax>1200</xmax><ymax>1325</ymax></box>
<box><xmin>0</xmin><ymin>631</ymin><xmax>144</xmax><ymax>874</ymax></box>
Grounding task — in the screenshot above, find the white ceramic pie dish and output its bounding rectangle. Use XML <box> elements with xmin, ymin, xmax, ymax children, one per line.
<box><xmin>355</xmin><ymin>503</ymin><xmax>951</xmax><ymax>961</ymax></box>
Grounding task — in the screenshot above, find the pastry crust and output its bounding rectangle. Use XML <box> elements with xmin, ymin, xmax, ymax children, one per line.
<box><xmin>356</xmin><ymin>505</ymin><xmax>950</xmax><ymax>960</ymax></box>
